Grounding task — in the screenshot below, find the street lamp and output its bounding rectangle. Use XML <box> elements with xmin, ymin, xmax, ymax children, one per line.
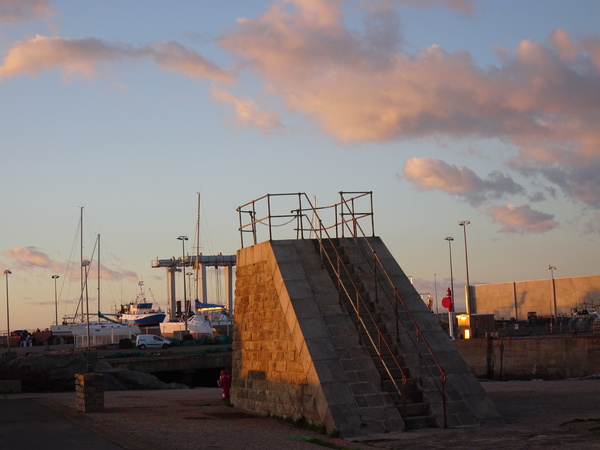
<box><xmin>52</xmin><ymin>275</ymin><xmax>60</xmax><ymax>326</ymax></box>
<box><xmin>434</xmin><ymin>273</ymin><xmax>438</xmax><ymax>316</ymax></box>
<box><xmin>458</xmin><ymin>220</ymin><xmax>471</xmax><ymax>315</ymax></box>
<box><xmin>187</xmin><ymin>272</ymin><xmax>194</xmax><ymax>304</ymax></box>
<box><xmin>4</xmin><ymin>269</ymin><xmax>12</xmax><ymax>352</ymax></box>
<box><xmin>548</xmin><ymin>265</ymin><xmax>557</xmax><ymax>324</ymax></box>
<box><xmin>177</xmin><ymin>236</ymin><xmax>189</xmax><ymax>331</ymax></box>
<box><xmin>444</xmin><ymin>237</ymin><xmax>455</xmax><ymax>339</ymax></box>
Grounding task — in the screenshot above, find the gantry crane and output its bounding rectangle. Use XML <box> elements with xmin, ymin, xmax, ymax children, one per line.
<box><xmin>152</xmin><ymin>254</ymin><xmax>236</xmax><ymax>322</ymax></box>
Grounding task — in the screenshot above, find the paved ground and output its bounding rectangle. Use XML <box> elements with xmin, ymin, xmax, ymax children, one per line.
<box><xmin>2</xmin><ymin>379</ymin><xmax>600</xmax><ymax>449</ymax></box>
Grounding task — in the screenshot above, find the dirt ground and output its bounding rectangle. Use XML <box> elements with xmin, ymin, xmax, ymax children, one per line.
<box><xmin>10</xmin><ymin>378</ymin><xmax>600</xmax><ymax>449</ymax></box>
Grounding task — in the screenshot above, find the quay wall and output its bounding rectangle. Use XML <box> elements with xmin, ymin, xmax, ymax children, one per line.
<box><xmin>455</xmin><ymin>336</ymin><xmax>600</xmax><ymax>380</ymax></box>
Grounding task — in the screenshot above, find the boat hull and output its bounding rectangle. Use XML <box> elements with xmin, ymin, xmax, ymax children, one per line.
<box><xmin>120</xmin><ymin>313</ymin><xmax>166</xmax><ymax>327</ymax></box>
<box><xmin>160</xmin><ymin>316</ymin><xmax>214</xmax><ymax>337</ymax></box>
<box><xmin>51</xmin><ymin>322</ymin><xmax>141</xmax><ymax>336</ymax></box>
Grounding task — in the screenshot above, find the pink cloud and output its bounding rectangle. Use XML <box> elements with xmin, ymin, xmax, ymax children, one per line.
<box><xmin>379</xmin><ymin>0</ymin><xmax>477</xmax><ymax>14</ymax></box>
<box><xmin>3</xmin><ymin>246</ymin><xmax>62</xmax><ymax>271</ymax></box>
<box><xmin>2</xmin><ymin>246</ymin><xmax>138</xmax><ymax>283</ymax></box>
<box><xmin>402</xmin><ymin>157</ymin><xmax>524</xmax><ymax>205</ymax></box>
<box><xmin>0</xmin><ymin>0</ymin><xmax>52</xmax><ymax>24</ymax></box>
<box><xmin>148</xmin><ymin>42</ymin><xmax>233</xmax><ymax>84</ymax></box>
<box><xmin>0</xmin><ymin>35</ymin><xmax>232</xmax><ymax>83</ymax></box>
<box><xmin>97</xmin><ymin>266</ymin><xmax>138</xmax><ymax>283</ymax></box>
<box><xmin>489</xmin><ymin>204</ymin><xmax>558</xmax><ymax>233</ymax></box>
<box><xmin>211</xmin><ymin>86</ymin><xmax>283</xmax><ymax>132</ymax></box>
<box><xmin>220</xmin><ymin>3</ymin><xmax>600</xmax><ymax>207</ymax></box>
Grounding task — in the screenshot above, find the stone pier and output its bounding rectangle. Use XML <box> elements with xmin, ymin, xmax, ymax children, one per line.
<box><xmin>231</xmin><ymin>239</ymin><xmax>502</xmax><ymax>437</ymax></box>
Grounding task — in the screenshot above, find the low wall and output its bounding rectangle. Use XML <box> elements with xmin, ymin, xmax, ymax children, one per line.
<box><xmin>455</xmin><ymin>336</ymin><xmax>600</xmax><ymax>380</ymax></box>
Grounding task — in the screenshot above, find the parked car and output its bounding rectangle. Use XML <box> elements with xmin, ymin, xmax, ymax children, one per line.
<box><xmin>136</xmin><ymin>334</ymin><xmax>172</xmax><ymax>350</ymax></box>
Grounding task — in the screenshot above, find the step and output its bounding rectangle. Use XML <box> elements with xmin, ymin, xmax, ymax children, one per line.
<box><xmin>404</xmin><ymin>414</ymin><xmax>438</xmax><ymax>430</ymax></box>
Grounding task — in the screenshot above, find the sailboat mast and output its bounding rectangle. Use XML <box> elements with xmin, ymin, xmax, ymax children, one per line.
<box><xmin>80</xmin><ymin>206</ymin><xmax>84</xmax><ymax>323</ymax></box>
<box><xmin>97</xmin><ymin>234</ymin><xmax>101</xmax><ymax>315</ymax></box>
<box><xmin>195</xmin><ymin>192</ymin><xmax>201</xmax><ymax>302</ymax></box>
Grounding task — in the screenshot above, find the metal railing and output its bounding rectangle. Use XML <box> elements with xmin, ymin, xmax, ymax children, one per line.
<box><xmin>236</xmin><ymin>192</ymin><xmax>446</xmax><ymax>428</ymax></box>
<box><xmin>236</xmin><ymin>192</ymin><xmax>374</xmax><ymax>248</ymax></box>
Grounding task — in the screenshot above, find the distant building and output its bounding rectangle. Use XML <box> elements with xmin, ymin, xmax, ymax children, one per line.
<box><xmin>471</xmin><ymin>274</ymin><xmax>600</xmax><ymax>320</ymax></box>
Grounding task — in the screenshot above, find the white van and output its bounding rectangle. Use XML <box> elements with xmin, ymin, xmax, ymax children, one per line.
<box><xmin>136</xmin><ymin>334</ymin><xmax>172</xmax><ymax>350</ymax></box>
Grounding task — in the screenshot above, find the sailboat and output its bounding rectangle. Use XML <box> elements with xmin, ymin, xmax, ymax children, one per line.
<box><xmin>50</xmin><ymin>209</ymin><xmax>141</xmax><ymax>345</ymax></box>
<box><xmin>159</xmin><ymin>193</ymin><xmax>233</xmax><ymax>338</ymax></box>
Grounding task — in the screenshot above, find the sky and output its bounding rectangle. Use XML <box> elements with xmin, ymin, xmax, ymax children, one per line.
<box><xmin>1</xmin><ymin>0</ymin><xmax>600</xmax><ymax>331</ymax></box>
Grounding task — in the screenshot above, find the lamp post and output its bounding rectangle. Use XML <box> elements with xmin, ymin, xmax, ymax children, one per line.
<box><xmin>548</xmin><ymin>265</ymin><xmax>557</xmax><ymax>325</ymax></box>
<box><xmin>177</xmin><ymin>236</ymin><xmax>189</xmax><ymax>332</ymax></box>
<box><xmin>52</xmin><ymin>275</ymin><xmax>60</xmax><ymax>326</ymax></box>
<box><xmin>187</xmin><ymin>272</ymin><xmax>193</xmax><ymax>303</ymax></box>
<box><xmin>444</xmin><ymin>237</ymin><xmax>455</xmax><ymax>339</ymax></box>
<box><xmin>434</xmin><ymin>273</ymin><xmax>439</xmax><ymax>316</ymax></box>
<box><xmin>458</xmin><ymin>220</ymin><xmax>471</xmax><ymax>316</ymax></box>
<box><xmin>4</xmin><ymin>269</ymin><xmax>12</xmax><ymax>352</ymax></box>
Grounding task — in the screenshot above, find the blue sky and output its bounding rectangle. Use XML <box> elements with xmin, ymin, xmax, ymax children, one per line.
<box><xmin>1</xmin><ymin>0</ymin><xmax>600</xmax><ymax>330</ymax></box>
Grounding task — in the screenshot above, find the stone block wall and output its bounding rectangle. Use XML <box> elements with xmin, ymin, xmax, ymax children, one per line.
<box><xmin>232</xmin><ymin>245</ymin><xmax>320</xmax><ymax>422</ymax></box>
<box><xmin>75</xmin><ymin>373</ymin><xmax>104</xmax><ymax>413</ymax></box>
<box><xmin>231</xmin><ymin>240</ymin><xmax>405</xmax><ymax>437</ymax></box>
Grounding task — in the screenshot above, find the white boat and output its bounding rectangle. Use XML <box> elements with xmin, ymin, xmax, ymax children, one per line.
<box><xmin>160</xmin><ymin>313</ymin><xmax>215</xmax><ymax>338</ymax></box>
<box><xmin>118</xmin><ymin>282</ymin><xmax>167</xmax><ymax>327</ymax></box>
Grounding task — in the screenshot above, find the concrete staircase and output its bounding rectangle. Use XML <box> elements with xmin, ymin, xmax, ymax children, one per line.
<box><xmin>317</xmin><ymin>238</ymin><xmax>437</xmax><ymax>430</ymax></box>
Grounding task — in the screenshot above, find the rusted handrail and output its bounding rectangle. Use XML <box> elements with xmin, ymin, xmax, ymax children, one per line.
<box><xmin>237</xmin><ymin>192</ymin><xmax>374</xmax><ymax>247</ymax></box>
<box><xmin>336</xmin><ymin>196</ymin><xmax>448</xmax><ymax>428</ymax></box>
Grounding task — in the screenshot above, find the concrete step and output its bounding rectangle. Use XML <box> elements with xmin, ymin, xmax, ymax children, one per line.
<box><xmin>403</xmin><ymin>401</ymin><xmax>431</xmax><ymax>417</ymax></box>
<box><xmin>404</xmin><ymin>413</ymin><xmax>438</xmax><ymax>430</ymax></box>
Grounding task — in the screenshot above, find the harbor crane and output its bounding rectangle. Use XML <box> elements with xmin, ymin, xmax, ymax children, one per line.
<box><xmin>152</xmin><ymin>254</ymin><xmax>236</xmax><ymax>322</ymax></box>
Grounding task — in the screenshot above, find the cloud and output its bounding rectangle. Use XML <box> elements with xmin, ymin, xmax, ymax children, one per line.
<box><xmin>0</xmin><ymin>35</ymin><xmax>233</xmax><ymax>83</ymax></box>
<box><xmin>2</xmin><ymin>246</ymin><xmax>138</xmax><ymax>282</ymax></box>
<box><xmin>402</xmin><ymin>157</ymin><xmax>524</xmax><ymax>205</ymax></box>
<box><xmin>582</xmin><ymin>212</ymin><xmax>600</xmax><ymax>235</ymax></box>
<box><xmin>488</xmin><ymin>204</ymin><xmax>558</xmax><ymax>233</ymax></box>
<box><xmin>148</xmin><ymin>41</ymin><xmax>233</xmax><ymax>84</ymax></box>
<box><xmin>3</xmin><ymin>246</ymin><xmax>62</xmax><ymax>271</ymax></box>
<box><xmin>530</xmin><ymin>163</ymin><xmax>600</xmax><ymax>208</ymax></box>
<box><xmin>0</xmin><ymin>0</ymin><xmax>52</xmax><ymax>24</ymax></box>
<box><xmin>220</xmin><ymin>2</ymin><xmax>600</xmax><ymax>207</ymax></box>
<box><xmin>375</xmin><ymin>0</ymin><xmax>477</xmax><ymax>14</ymax></box>
<box><xmin>211</xmin><ymin>86</ymin><xmax>283</xmax><ymax>132</ymax></box>
<box><xmin>100</xmin><ymin>266</ymin><xmax>138</xmax><ymax>283</ymax></box>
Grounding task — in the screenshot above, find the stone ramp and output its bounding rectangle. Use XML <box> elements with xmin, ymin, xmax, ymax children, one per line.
<box><xmin>327</xmin><ymin>237</ymin><xmax>504</xmax><ymax>428</ymax></box>
<box><xmin>231</xmin><ymin>239</ymin><xmax>503</xmax><ymax>437</ymax></box>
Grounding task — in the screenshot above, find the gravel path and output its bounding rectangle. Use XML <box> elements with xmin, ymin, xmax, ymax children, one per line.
<box><xmin>10</xmin><ymin>379</ymin><xmax>600</xmax><ymax>449</ymax></box>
